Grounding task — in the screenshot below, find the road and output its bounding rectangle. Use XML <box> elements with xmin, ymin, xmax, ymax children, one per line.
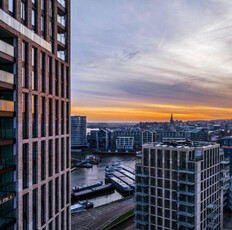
<box><xmin>71</xmin><ymin>197</ymin><xmax>134</xmax><ymax>230</ymax></box>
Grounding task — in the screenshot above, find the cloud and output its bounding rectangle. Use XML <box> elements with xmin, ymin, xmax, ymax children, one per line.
<box><xmin>71</xmin><ymin>0</ymin><xmax>232</xmax><ymax>121</ymax></box>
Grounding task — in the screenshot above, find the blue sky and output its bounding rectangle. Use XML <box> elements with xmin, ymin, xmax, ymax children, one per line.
<box><xmin>71</xmin><ymin>0</ymin><xmax>232</xmax><ymax>122</ymax></box>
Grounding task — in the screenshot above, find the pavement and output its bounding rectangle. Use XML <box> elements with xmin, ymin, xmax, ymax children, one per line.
<box><xmin>71</xmin><ymin>197</ymin><xmax>135</xmax><ymax>230</ymax></box>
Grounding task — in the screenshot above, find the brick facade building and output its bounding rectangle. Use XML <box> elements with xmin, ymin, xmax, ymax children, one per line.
<box><xmin>0</xmin><ymin>0</ymin><xmax>71</xmax><ymax>229</ymax></box>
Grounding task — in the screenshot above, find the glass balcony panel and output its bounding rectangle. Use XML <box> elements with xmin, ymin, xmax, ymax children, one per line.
<box><xmin>57</xmin><ymin>16</ymin><xmax>66</xmax><ymax>27</ymax></box>
<box><xmin>0</xmin><ymin>70</ymin><xmax>14</xmax><ymax>85</ymax></box>
<box><xmin>57</xmin><ymin>34</ymin><xmax>65</xmax><ymax>44</ymax></box>
<box><xmin>0</xmin><ymin>40</ymin><xmax>14</xmax><ymax>57</ymax></box>
<box><xmin>57</xmin><ymin>51</ymin><xmax>65</xmax><ymax>61</ymax></box>
<box><xmin>0</xmin><ymin>100</ymin><xmax>14</xmax><ymax>112</ymax></box>
<box><xmin>58</xmin><ymin>0</ymin><xmax>65</xmax><ymax>8</ymax></box>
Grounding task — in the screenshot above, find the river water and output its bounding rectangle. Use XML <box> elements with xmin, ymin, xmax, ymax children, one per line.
<box><xmin>71</xmin><ymin>152</ymin><xmax>136</xmax><ymax>207</ymax></box>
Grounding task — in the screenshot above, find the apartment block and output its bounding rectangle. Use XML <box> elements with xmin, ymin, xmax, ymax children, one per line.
<box><xmin>135</xmin><ymin>142</ymin><xmax>228</xmax><ymax>230</ymax></box>
<box><xmin>0</xmin><ymin>0</ymin><xmax>71</xmax><ymax>229</ymax></box>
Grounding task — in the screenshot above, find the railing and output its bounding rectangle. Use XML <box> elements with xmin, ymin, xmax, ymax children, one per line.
<box><xmin>0</xmin><ymin>209</ymin><xmax>16</xmax><ymax>229</ymax></box>
<box><xmin>0</xmin><ymin>40</ymin><xmax>14</xmax><ymax>57</ymax></box>
<box><xmin>0</xmin><ymin>128</ymin><xmax>15</xmax><ymax>140</ymax></box>
<box><xmin>0</xmin><ymin>70</ymin><xmax>14</xmax><ymax>84</ymax></box>
<box><xmin>0</xmin><ymin>100</ymin><xmax>14</xmax><ymax>112</ymax></box>
<box><xmin>0</xmin><ymin>156</ymin><xmax>15</xmax><ymax>167</ymax></box>
<box><xmin>57</xmin><ymin>0</ymin><xmax>65</xmax><ymax>8</ymax></box>
<box><xmin>57</xmin><ymin>16</ymin><xmax>65</xmax><ymax>27</ymax></box>
<box><xmin>57</xmin><ymin>34</ymin><xmax>65</xmax><ymax>44</ymax></box>
<box><xmin>57</xmin><ymin>51</ymin><xmax>65</xmax><ymax>61</ymax></box>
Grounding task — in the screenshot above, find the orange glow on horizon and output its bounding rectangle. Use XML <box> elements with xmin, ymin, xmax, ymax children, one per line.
<box><xmin>71</xmin><ymin>104</ymin><xmax>232</xmax><ymax>122</ymax></box>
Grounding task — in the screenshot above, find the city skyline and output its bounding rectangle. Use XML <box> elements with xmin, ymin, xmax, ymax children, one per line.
<box><xmin>71</xmin><ymin>0</ymin><xmax>232</xmax><ymax>122</ymax></box>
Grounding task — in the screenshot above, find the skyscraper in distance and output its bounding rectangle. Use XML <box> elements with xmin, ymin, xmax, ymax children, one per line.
<box><xmin>71</xmin><ymin>115</ymin><xmax>87</xmax><ymax>149</ymax></box>
<box><xmin>0</xmin><ymin>0</ymin><xmax>71</xmax><ymax>229</ymax></box>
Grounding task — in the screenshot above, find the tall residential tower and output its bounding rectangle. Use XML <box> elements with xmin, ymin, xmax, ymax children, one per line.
<box><xmin>0</xmin><ymin>0</ymin><xmax>71</xmax><ymax>229</ymax></box>
<box><xmin>135</xmin><ymin>142</ymin><xmax>227</xmax><ymax>230</ymax></box>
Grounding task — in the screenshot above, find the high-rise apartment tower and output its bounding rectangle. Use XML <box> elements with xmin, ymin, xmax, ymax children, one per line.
<box><xmin>135</xmin><ymin>142</ymin><xmax>227</xmax><ymax>230</ymax></box>
<box><xmin>0</xmin><ymin>0</ymin><xmax>71</xmax><ymax>229</ymax></box>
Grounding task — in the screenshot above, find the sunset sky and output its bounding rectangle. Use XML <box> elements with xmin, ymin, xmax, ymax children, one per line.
<box><xmin>71</xmin><ymin>0</ymin><xmax>232</xmax><ymax>122</ymax></box>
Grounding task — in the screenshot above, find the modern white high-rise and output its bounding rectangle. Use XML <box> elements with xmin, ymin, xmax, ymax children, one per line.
<box><xmin>135</xmin><ymin>142</ymin><xmax>228</xmax><ymax>230</ymax></box>
<box><xmin>71</xmin><ymin>116</ymin><xmax>87</xmax><ymax>148</ymax></box>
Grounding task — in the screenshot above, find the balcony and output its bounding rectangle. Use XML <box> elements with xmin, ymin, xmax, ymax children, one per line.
<box><xmin>178</xmin><ymin>169</ymin><xmax>195</xmax><ymax>174</ymax></box>
<box><xmin>177</xmin><ymin>190</ymin><xmax>195</xmax><ymax>196</ymax></box>
<box><xmin>57</xmin><ymin>34</ymin><xmax>66</xmax><ymax>45</ymax></box>
<box><xmin>57</xmin><ymin>16</ymin><xmax>66</xmax><ymax>27</ymax></box>
<box><xmin>58</xmin><ymin>0</ymin><xmax>65</xmax><ymax>8</ymax></box>
<box><xmin>0</xmin><ymin>192</ymin><xmax>15</xmax><ymax>206</ymax></box>
<box><xmin>177</xmin><ymin>200</ymin><xmax>194</xmax><ymax>207</ymax></box>
<box><xmin>135</xmin><ymin>192</ymin><xmax>149</xmax><ymax>197</ymax></box>
<box><xmin>0</xmin><ymin>100</ymin><xmax>14</xmax><ymax>113</ymax></box>
<box><xmin>177</xmin><ymin>211</ymin><xmax>194</xmax><ymax>218</ymax></box>
<box><xmin>0</xmin><ymin>156</ymin><xmax>16</xmax><ymax>175</ymax></box>
<box><xmin>0</xmin><ymin>128</ymin><xmax>15</xmax><ymax>142</ymax></box>
<box><xmin>178</xmin><ymin>221</ymin><xmax>194</xmax><ymax>228</ymax></box>
<box><xmin>0</xmin><ymin>40</ymin><xmax>14</xmax><ymax>57</ymax></box>
<box><xmin>57</xmin><ymin>51</ymin><xmax>65</xmax><ymax>61</ymax></box>
<box><xmin>135</xmin><ymin>200</ymin><xmax>149</xmax><ymax>206</ymax></box>
<box><xmin>221</xmin><ymin>160</ymin><xmax>230</xmax><ymax>165</ymax></box>
<box><xmin>177</xmin><ymin>180</ymin><xmax>195</xmax><ymax>186</ymax></box>
<box><xmin>0</xmin><ymin>209</ymin><xmax>16</xmax><ymax>229</ymax></box>
<box><xmin>135</xmin><ymin>219</ymin><xmax>149</xmax><ymax>225</ymax></box>
<box><xmin>207</xmin><ymin>203</ymin><xmax>218</xmax><ymax>210</ymax></box>
<box><xmin>0</xmin><ymin>70</ymin><xmax>14</xmax><ymax>85</ymax></box>
<box><xmin>207</xmin><ymin>212</ymin><xmax>219</xmax><ymax>220</ymax></box>
<box><xmin>135</xmin><ymin>210</ymin><xmax>148</xmax><ymax>216</ymax></box>
<box><xmin>207</xmin><ymin>221</ymin><xmax>219</xmax><ymax>229</ymax></box>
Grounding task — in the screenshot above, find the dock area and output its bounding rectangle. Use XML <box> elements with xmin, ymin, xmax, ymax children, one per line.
<box><xmin>72</xmin><ymin>184</ymin><xmax>114</xmax><ymax>200</ymax></box>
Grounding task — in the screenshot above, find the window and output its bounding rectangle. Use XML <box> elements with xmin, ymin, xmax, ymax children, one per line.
<box><xmin>41</xmin><ymin>15</ymin><xmax>45</xmax><ymax>34</ymax></box>
<box><xmin>41</xmin><ymin>141</ymin><xmax>46</xmax><ymax>180</ymax></box>
<box><xmin>49</xmin><ymin>99</ymin><xmax>53</xmax><ymax>136</ymax></box>
<box><xmin>32</xmin><ymin>142</ymin><xmax>37</xmax><ymax>184</ymax></box>
<box><xmin>55</xmin><ymin>139</ymin><xmax>59</xmax><ymax>173</ymax></box>
<box><xmin>23</xmin><ymin>144</ymin><xmax>29</xmax><ymax>189</ymax></box>
<box><xmin>32</xmin><ymin>95</ymin><xmax>37</xmax><ymax>137</ymax></box>
<box><xmin>33</xmin><ymin>189</ymin><xmax>38</xmax><ymax>230</ymax></box>
<box><xmin>40</xmin><ymin>97</ymin><xmax>46</xmax><ymax>137</ymax></box>
<box><xmin>21</xmin><ymin>1</ymin><xmax>26</xmax><ymax>21</ymax></box>
<box><xmin>22</xmin><ymin>94</ymin><xmax>28</xmax><ymax>138</ymax></box>
<box><xmin>23</xmin><ymin>193</ymin><xmax>29</xmax><ymax>230</ymax></box>
<box><xmin>41</xmin><ymin>185</ymin><xmax>46</xmax><ymax>226</ymax></box>
<box><xmin>32</xmin><ymin>9</ymin><xmax>36</xmax><ymax>29</ymax></box>
<box><xmin>49</xmin><ymin>140</ymin><xmax>53</xmax><ymax>177</ymax></box>
<box><xmin>55</xmin><ymin>177</ymin><xmax>59</xmax><ymax>213</ymax></box>
<box><xmin>49</xmin><ymin>181</ymin><xmax>53</xmax><ymax>218</ymax></box>
<box><xmin>8</xmin><ymin>0</ymin><xmax>14</xmax><ymax>13</ymax></box>
<box><xmin>41</xmin><ymin>53</ymin><xmax>46</xmax><ymax>92</ymax></box>
<box><xmin>41</xmin><ymin>0</ymin><xmax>45</xmax><ymax>10</ymax></box>
<box><xmin>32</xmin><ymin>47</ymin><xmax>37</xmax><ymax>90</ymax></box>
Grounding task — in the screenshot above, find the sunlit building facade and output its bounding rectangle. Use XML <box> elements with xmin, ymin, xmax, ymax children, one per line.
<box><xmin>0</xmin><ymin>0</ymin><xmax>71</xmax><ymax>229</ymax></box>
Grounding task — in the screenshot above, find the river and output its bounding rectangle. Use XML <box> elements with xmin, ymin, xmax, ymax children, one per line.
<box><xmin>71</xmin><ymin>152</ymin><xmax>136</xmax><ymax>207</ymax></box>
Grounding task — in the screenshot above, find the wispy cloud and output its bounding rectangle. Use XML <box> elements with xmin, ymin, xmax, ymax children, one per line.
<box><xmin>71</xmin><ymin>0</ymin><xmax>232</xmax><ymax>121</ymax></box>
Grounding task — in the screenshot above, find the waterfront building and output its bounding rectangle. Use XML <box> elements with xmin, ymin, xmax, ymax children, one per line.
<box><xmin>0</xmin><ymin>1</ymin><xmax>71</xmax><ymax>229</ymax></box>
<box><xmin>156</xmin><ymin>130</ymin><xmax>186</xmax><ymax>142</ymax></box>
<box><xmin>191</xmin><ymin>129</ymin><xmax>208</xmax><ymax>141</ymax></box>
<box><xmin>97</xmin><ymin>129</ymin><xmax>110</xmax><ymax>150</ymax></box>
<box><xmin>116</xmin><ymin>136</ymin><xmax>134</xmax><ymax>150</ymax></box>
<box><xmin>220</xmin><ymin>136</ymin><xmax>232</xmax><ymax>210</ymax></box>
<box><xmin>71</xmin><ymin>116</ymin><xmax>87</xmax><ymax>148</ymax></box>
<box><xmin>142</xmin><ymin>130</ymin><xmax>156</xmax><ymax>145</ymax></box>
<box><xmin>135</xmin><ymin>142</ymin><xmax>227</xmax><ymax>230</ymax></box>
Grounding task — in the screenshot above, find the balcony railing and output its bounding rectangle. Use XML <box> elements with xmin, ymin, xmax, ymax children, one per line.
<box><xmin>0</xmin><ymin>156</ymin><xmax>16</xmax><ymax>173</ymax></box>
<box><xmin>0</xmin><ymin>209</ymin><xmax>16</xmax><ymax>229</ymax></box>
<box><xmin>177</xmin><ymin>200</ymin><xmax>194</xmax><ymax>207</ymax></box>
<box><xmin>58</xmin><ymin>0</ymin><xmax>65</xmax><ymax>8</ymax></box>
<box><xmin>0</xmin><ymin>70</ymin><xmax>14</xmax><ymax>85</ymax></box>
<box><xmin>57</xmin><ymin>51</ymin><xmax>65</xmax><ymax>61</ymax></box>
<box><xmin>0</xmin><ymin>128</ymin><xmax>15</xmax><ymax>140</ymax></box>
<box><xmin>0</xmin><ymin>100</ymin><xmax>14</xmax><ymax>112</ymax></box>
<box><xmin>0</xmin><ymin>40</ymin><xmax>14</xmax><ymax>57</ymax></box>
<box><xmin>57</xmin><ymin>34</ymin><xmax>66</xmax><ymax>44</ymax></box>
<box><xmin>57</xmin><ymin>16</ymin><xmax>66</xmax><ymax>27</ymax></box>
